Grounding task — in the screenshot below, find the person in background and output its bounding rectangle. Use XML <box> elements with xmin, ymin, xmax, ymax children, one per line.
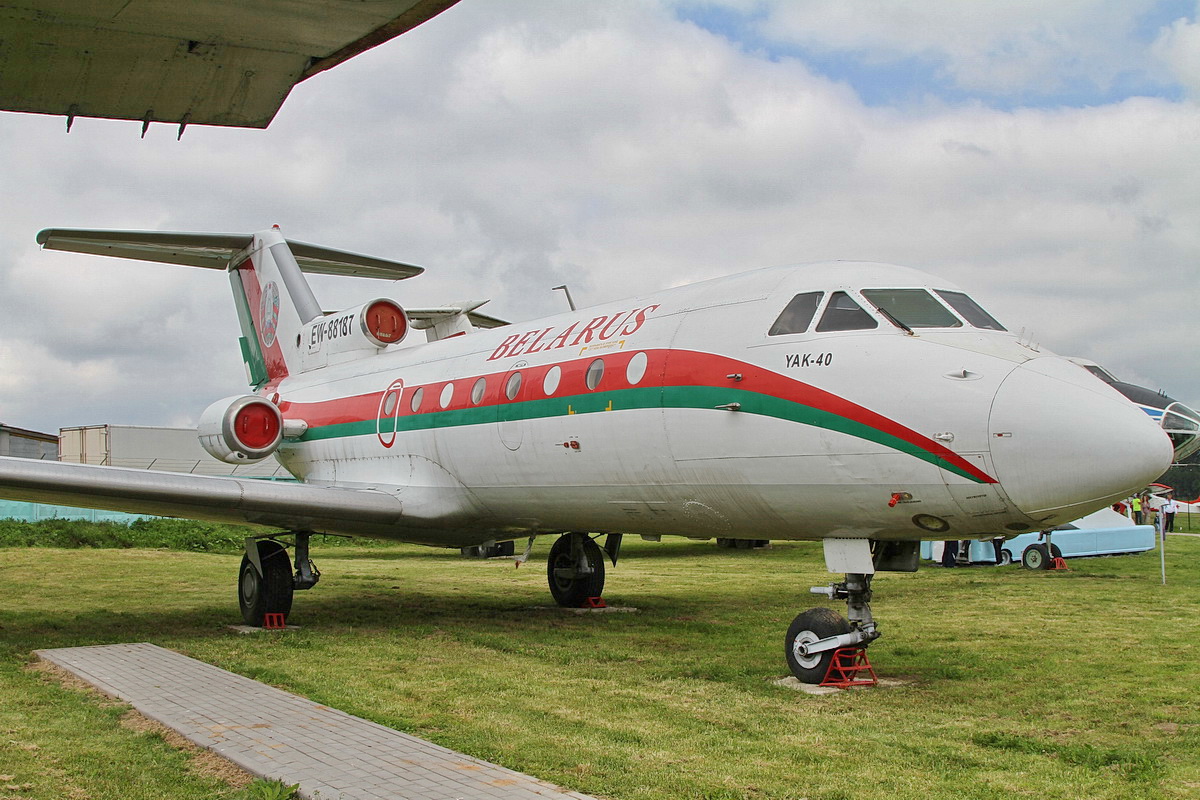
<box><xmin>1160</xmin><ymin>492</ymin><xmax>1179</xmax><ymax>539</ymax></box>
<box><xmin>1131</xmin><ymin>494</ymin><xmax>1143</xmax><ymax>525</ymax></box>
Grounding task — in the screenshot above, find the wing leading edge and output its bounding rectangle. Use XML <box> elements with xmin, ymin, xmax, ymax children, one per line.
<box><xmin>0</xmin><ymin>456</ymin><xmax>414</xmax><ymax>538</ymax></box>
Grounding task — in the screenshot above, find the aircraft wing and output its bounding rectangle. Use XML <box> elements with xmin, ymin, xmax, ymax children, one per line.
<box><xmin>37</xmin><ymin>228</ymin><xmax>423</xmax><ymax>280</ymax></box>
<box><xmin>0</xmin><ymin>0</ymin><xmax>461</xmax><ymax>130</ymax></box>
<box><xmin>0</xmin><ymin>455</ymin><xmax>410</xmax><ymax>537</ymax></box>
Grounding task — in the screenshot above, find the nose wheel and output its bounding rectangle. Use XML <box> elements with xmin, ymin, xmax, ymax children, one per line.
<box><xmin>786</xmin><ymin>572</ymin><xmax>881</xmax><ymax>683</ymax></box>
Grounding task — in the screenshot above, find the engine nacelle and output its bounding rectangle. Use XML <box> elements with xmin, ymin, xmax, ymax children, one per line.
<box><xmin>198</xmin><ymin>395</ymin><xmax>283</xmax><ymax>464</ymax></box>
<box><xmin>298</xmin><ymin>298</ymin><xmax>408</xmax><ymax>372</ymax></box>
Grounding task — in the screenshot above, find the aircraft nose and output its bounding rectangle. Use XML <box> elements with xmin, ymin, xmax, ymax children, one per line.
<box><xmin>989</xmin><ymin>357</ymin><xmax>1173</xmax><ymax>525</ymax></box>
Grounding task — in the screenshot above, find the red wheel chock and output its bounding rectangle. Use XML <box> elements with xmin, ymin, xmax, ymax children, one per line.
<box><xmin>584</xmin><ymin>597</ymin><xmax>607</xmax><ymax>609</ymax></box>
<box><xmin>262</xmin><ymin>613</ymin><xmax>287</xmax><ymax>629</ymax></box>
<box><xmin>1048</xmin><ymin>557</ymin><xmax>1069</xmax><ymax>571</ymax></box>
<box><xmin>820</xmin><ymin>647</ymin><xmax>878</xmax><ymax>688</ymax></box>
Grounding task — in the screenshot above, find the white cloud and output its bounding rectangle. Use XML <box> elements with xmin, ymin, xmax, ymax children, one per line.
<box><xmin>0</xmin><ymin>0</ymin><xmax>1197</xmax><ymax>436</ymax></box>
<box><xmin>1153</xmin><ymin>8</ymin><xmax>1200</xmax><ymax>96</ymax></box>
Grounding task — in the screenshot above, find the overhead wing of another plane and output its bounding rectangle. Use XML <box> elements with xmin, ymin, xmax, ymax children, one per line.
<box><xmin>37</xmin><ymin>228</ymin><xmax>424</xmax><ymax>279</ymax></box>
<box><xmin>0</xmin><ymin>0</ymin><xmax>461</xmax><ymax>131</ymax></box>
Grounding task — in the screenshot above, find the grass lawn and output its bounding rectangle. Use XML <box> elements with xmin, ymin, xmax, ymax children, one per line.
<box><xmin>1</xmin><ymin>520</ymin><xmax>1198</xmax><ymax>799</ymax></box>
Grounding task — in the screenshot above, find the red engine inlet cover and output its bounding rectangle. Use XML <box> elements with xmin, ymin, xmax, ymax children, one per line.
<box><xmin>364</xmin><ymin>300</ymin><xmax>407</xmax><ymax>345</ymax></box>
<box><xmin>233</xmin><ymin>401</ymin><xmax>282</xmax><ymax>450</ymax></box>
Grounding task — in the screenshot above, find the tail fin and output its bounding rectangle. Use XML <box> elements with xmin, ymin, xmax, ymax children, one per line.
<box><xmin>229</xmin><ymin>228</ymin><xmax>322</xmax><ymax>387</ymax></box>
<box><xmin>36</xmin><ymin>226</ymin><xmax>424</xmax><ymax>389</ymax></box>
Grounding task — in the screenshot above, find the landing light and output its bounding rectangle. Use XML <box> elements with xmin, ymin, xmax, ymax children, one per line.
<box><xmin>913</xmin><ymin>514</ymin><xmax>950</xmax><ymax>533</ymax></box>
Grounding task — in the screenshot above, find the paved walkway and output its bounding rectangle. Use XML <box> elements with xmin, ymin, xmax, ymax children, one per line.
<box><xmin>37</xmin><ymin>643</ymin><xmax>598</xmax><ymax>800</ymax></box>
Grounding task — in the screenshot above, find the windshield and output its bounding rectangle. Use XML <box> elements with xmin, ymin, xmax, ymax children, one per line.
<box><xmin>1163</xmin><ymin>402</ymin><xmax>1200</xmax><ymax>461</ymax></box>
<box><xmin>933</xmin><ymin>290</ymin><xmax>1007</xmax><ymax>331</ymax></box>
<box><xmin>861</xmin><ymin>289</ymin><xmax>961</xmax><ymax>329</ymax></box>
<box><xmin>815</xmin><ymin>292</ymin><xmax>878</xmax><ymax>332</ymax></box>
<box><xmin>769</xmin><ymin>292</ymin><xmax>823</xmax><ymax>336</ymax></box>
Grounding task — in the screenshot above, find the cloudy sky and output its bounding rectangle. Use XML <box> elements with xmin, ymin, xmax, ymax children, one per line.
<box><xmin>1</xmin><ymin>0</ymin><xmax>1198</xmax><ymax>435</ymax></box>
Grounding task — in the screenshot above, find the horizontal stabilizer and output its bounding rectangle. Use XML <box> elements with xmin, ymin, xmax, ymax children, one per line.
<box><xmin>36</xmin><ymin>228</ymin><xmax>423</xmax><ymax>280</ymax></box>
<box><xmin>406</xmin><ymin>301</ymin><xmax>510</xmax><ymax>330</ymax></box>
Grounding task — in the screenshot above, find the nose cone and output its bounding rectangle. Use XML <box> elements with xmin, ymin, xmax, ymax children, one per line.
<box><xmin>990</xmin><ymin>357</ymin><xmax>1173</xmax><ymax>525</ymax></box>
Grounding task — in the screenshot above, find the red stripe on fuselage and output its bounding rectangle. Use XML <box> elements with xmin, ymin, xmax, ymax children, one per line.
<box><xmin>277</xmin><ymin>348</ymin><xmax>994</xmax><ymax>483</ymax></box>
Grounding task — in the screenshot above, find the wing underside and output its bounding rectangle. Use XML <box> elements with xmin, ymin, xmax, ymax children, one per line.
<box><xmin>0</xmin><ymin>0</ymin><xmax>462</xmax><ymax>129</ymax></box>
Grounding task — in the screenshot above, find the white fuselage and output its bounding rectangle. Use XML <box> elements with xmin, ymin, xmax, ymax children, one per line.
<box><xmin>265</xmin><ymin>261</ymin><xmax>1170</xmax><ymax>547</ymax></box>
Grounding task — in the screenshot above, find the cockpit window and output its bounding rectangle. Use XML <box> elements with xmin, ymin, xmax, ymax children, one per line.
<box><xmin>933</xmin><ymin>290</ymin><xmax>1007</xmax><ymax>331</ymax></box>
<box><xmin>1083</xmin><ymin>365</ymin><xmax>1118</xmax><ymax>384</ymax></box>
<box><xmin>769</xmin><ymin>292</ymin><xmax>823</xmax><ymax>336</ymax></box>
<box><xmin>815</xmin><ymin>291</ymin><xmax>878</xmax><ymax>332</ymax></box>
<box><xmin>861</xmin><ymin>289</ymin><xmax>962</xmax><ymax>329</ymax></box>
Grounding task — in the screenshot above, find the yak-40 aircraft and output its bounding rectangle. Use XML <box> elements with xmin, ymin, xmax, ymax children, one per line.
<box><xmin>0</xmin><ymin>227</ymin><xmax>1173</xmax><ymax>681</ymax></box>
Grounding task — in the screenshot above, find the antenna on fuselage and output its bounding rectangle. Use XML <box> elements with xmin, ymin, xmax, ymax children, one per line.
<box><xmin>552</xmin><ymin>284</ymin><xmax>577</xmax><ymax>311</ymax></box>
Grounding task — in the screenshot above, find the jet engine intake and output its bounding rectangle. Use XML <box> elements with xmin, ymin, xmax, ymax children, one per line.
<box><xmin>198</xmin><ymin>395</ymin><xmax>283</xmax><ymax>463</ymax></box>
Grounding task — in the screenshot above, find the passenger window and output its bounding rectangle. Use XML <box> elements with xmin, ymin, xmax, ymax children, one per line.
<box><xmin>934</xmin><ymin>290</ymin><xmax>1007</xmax><ymax>331</ymax></box>
<box><xmin>505</xmin><ymin>372</ymin><xmax>522</xmax><ymax>401</ymax></box>
<box><xmin>585</xmin><ymin>358</ymin><xmax>605</xmax><ymax>390</ymax></box>
<box><xmin>769</xmin><ymin>292</ymin><xmax>823</xmax><ymax>336</ymax></box>
<box><xmin>861</xmin><ymin>289</ymin><xmax>961</xmax><ymax>329</ymax></box>
<box><xmin>815</xmin><ymin>292</ymin><xmax>878</xmax><ymax>332</ymax></box>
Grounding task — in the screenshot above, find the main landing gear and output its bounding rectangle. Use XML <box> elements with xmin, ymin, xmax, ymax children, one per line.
<box><xmin>783</xmin><ymin>540</ymin><xmax>917</xmax><ymax>683</ymax></box>
<box><xmin>546</xmin><ymin>532</ymin><xmax>622</xmax><ymax>607</ymax></box>
<box><xmin>238</xmin><ymin>532</ymin><xmax>321</xmax><ymax>626</ymax></box>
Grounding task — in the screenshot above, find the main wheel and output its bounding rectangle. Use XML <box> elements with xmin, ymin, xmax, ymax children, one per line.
<box><xmin>1021</xmin><ymin>543</ymin><xmax>1049</xmax><ymax>570</ymax></box>
<box><xmin>785</xmin><ymin>607</ymin><xmax>852</xmax><ymax>683</ymax></box>
<box><xmin>239</xmin><ymin>540</ymin><xmax>294</xmax><ymax>626</ymax></box>
<box><xmin>547</xmin><ymin>535</ymin><xmax>605</xmax><ymax>607</ymax></box>
<box><xmin>1050</xmin><ymin>544</ymin><xmax>1063</xmax><ymax>560</ymax></box>
<box><xmin>998</xmin><ymin>549</ymin><xmax>1013</xmax><ymax>566</ymax></box>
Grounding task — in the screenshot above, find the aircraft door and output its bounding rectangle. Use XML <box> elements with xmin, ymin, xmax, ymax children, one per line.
<box><xmin>376</xmin><ymin>378</ymin><xmax>404</xmax><ymax>449</ymax></box>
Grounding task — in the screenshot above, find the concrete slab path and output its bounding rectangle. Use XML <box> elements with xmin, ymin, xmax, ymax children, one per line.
<box><xmin>37</xmin><ymin>642</ymin><xmax>599</xmax><ymax>800</ymax></box>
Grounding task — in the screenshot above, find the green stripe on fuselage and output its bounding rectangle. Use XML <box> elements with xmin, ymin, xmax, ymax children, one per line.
<box><xmin>296</xmin><ymin>384</ymin><xmax>983</xmax><ymax>482</ymax></box>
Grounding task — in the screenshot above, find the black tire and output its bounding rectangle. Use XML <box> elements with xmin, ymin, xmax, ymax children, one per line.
<box><xmin>547</xmin><ymin>535</ymin><xmax>605</xmax><ymax>607</ymax></box>
<box><xmin>494</xmin><ymin>540</ymin><xmax>516</xmax><ymax>557</ymax></box>
<box><xmin>998</xmin><ymin>549</ymin><xmax>1013</xmax><ymax>566</ymax></box>
<box><xmin>239</xmin><ymin>540</ymin><xmax>294</xmax><ymax>626</ymax></box>
<box><xmin>785</xmin><ymin>607</ymin><xmax>852</xmax><ymax>683</ymax></box>
<box><xmin>1050</xmin><ymin>544</ymin><xmax>1063</xmax><ymax>560</ymax></box>
<box><xmin>1022</xmin><ymin>543</ymin><xmax>1049</xmax><ymax>571</ymax></box>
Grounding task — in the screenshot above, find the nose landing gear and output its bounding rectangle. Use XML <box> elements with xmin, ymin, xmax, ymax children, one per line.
<box><xmin>786</xmin><ymin>573</ymin><xmax>881</xmax><ymax>683</ymax></box>
<box><xmin>784</xmin><ymin>539</ymin><xmax>916</xmax><ymax>683</ymax></box>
